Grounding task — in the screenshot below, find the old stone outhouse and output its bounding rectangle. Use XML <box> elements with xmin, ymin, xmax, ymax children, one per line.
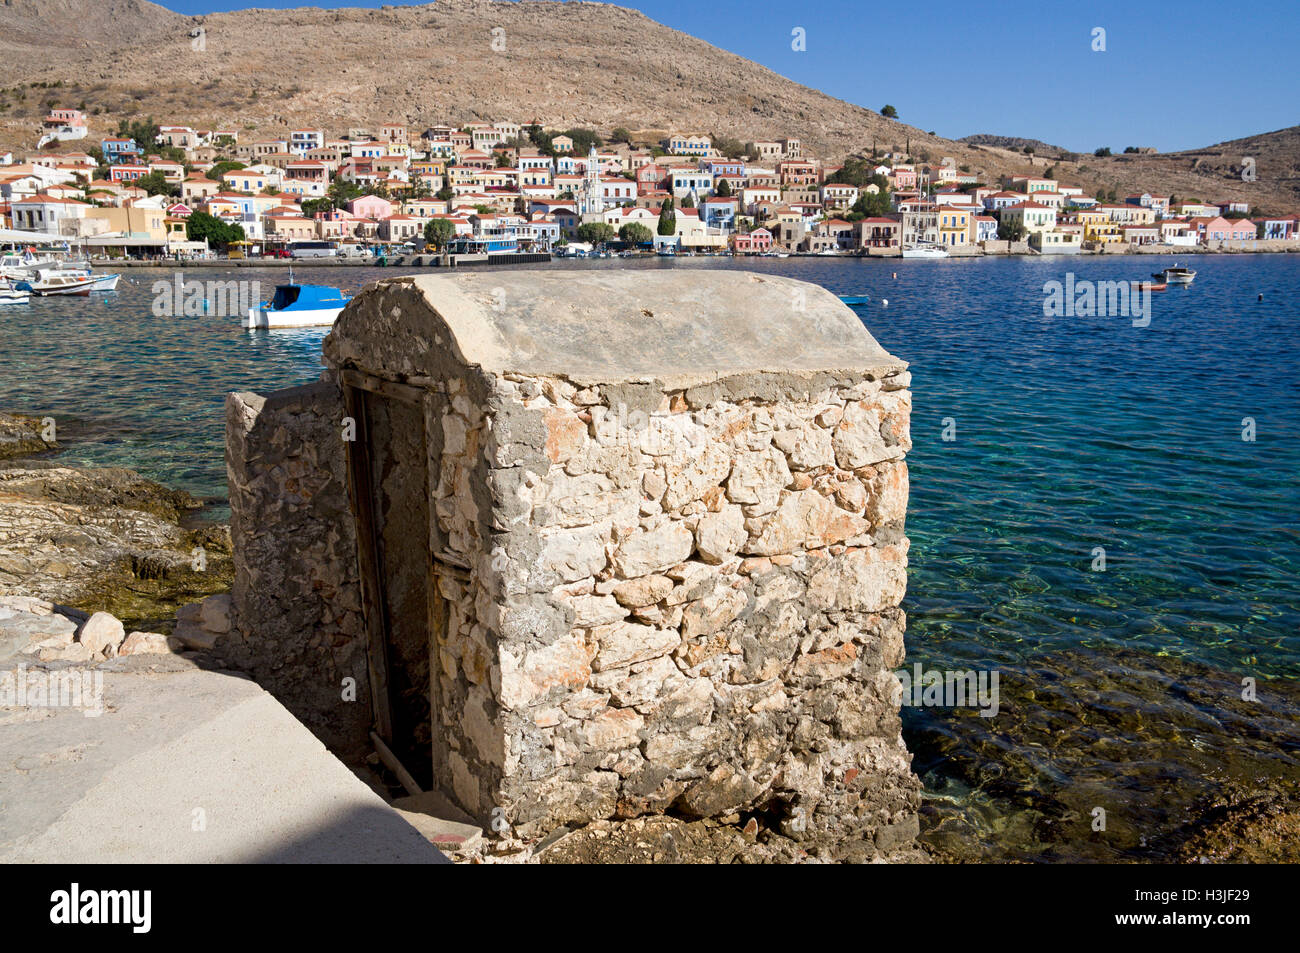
<box><xmin>222</xmin><ymin>269</ymin><xmax>920</xmax><ymax>854</ymax></box>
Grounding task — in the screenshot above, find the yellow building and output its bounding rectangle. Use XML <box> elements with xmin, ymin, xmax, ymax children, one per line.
<box><xmin>938</xmin><ymin>206</ymin><xmax>971</xmax><ymax>246</ymax></box>
<box><xmin>1083</xmin><ymin>219</ymin><xmax>1123</xmax><ymax>244</ymax></box>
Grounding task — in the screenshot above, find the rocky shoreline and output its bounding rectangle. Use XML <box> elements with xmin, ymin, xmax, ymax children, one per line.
<box><xmin>0</xmin><ymin>413</ymin><xmax>234</xmax><ymax>634</ymax></box>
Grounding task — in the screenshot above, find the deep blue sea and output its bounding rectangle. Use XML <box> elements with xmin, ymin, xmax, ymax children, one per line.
<box><xmin>2</xmin><ymin>253</ymin><xmax>1296</xmax><ymax>860</ymax></box>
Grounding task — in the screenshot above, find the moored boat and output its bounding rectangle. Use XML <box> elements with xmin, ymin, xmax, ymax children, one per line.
<box><xmin>0</xmin><ymin>281</ymin><xmax>30</xmax><ymax>305</ymax></box>
<box><xmin>245</xmin><ymin>282</ymin><xmax>352</xmax><ymax>329</ymax></box>
<box><xmin>838</xmin><ymin>294</ymin><xmax>871</xmax><ymax>305</ymax></box>
<box><xmin>15</xmin><ymin>268</ymin><xmax>100</xmax><ymax>296</ymax></box>
<box><xmin>1153</xmin><ymin>265</ymin><xmax>1196</xmax><ymax>285</ymax></box>
<box><xmin>1131</xmin><ymin>281</ymin><xmax>1167</xmax><ymax>292</ymax></box>
<box><xmin>902</xmin><ymin>244</ymin><xmax>949</xmax><ymax>259</ymax></box>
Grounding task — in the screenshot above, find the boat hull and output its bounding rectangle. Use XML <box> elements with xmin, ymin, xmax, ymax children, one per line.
<box><xmin>245</xmin><ymin>306</ymin><xmax>345</xmax><ymax>329</ymax></box>
<box><xmin>902</xmin><ymin>247</ymin><xmax>949</xmax><ymax>259</ymax></box>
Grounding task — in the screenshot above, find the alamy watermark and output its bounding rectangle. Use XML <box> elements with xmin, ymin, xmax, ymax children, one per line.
<box><xmin>592</xmin><ymin>401</ymin><xmax>705</xmax><ymax>455</ymax></box>
<box><xmin>152</xmin><ymin>274</ymin><xmax>261</xmax><ymax>317</ymax></box>
<box><xmin>1043</xmin><ymin>273</ymin><xmax>1151</xmax><ymax>327</ymax></box>
<box><xmin>1</xmin><ymin>664</ymin><xmax>103</xmax><ymax>717</ymax></box>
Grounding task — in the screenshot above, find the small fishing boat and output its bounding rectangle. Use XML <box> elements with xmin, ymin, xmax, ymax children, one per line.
<box><xmin>838</xmin><ymin>295</ymin><xmax>871</xmax><ymax>305</ymax></box>
<box><xmin>0</xmin><ymin>281</ymin><xmax>30</xmax><ymax>304</ymax></box>
<box><xmin>15</xmin><ymin>268</ymin><xmax>100</xmax><ymax>296</ymax></box>
<box><xmin>1130</xmin><ymin>281</ymin><xmax>1167</xmax><ymax>292</ymax></box>
<box><xmin>245</xmin><ymin>282</ymin><xmax>352</xmax><ymax>328</ymax></box>
<box><xmin>1152</xmin><ymin>265</ymin><xmax>1195</xmax><ymax>285</ymax></box>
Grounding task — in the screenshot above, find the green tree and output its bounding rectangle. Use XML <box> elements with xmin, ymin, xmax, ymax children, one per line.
<box><xmin>681</xmin><ymin>192</ymin><xmax>695</xmax><ymax>209</ymax></box>
<box><xmin>846</xmin><ymin>184</ymin><xmax>892</xmax><ymax>220</ymax></box>
<box><xmin>610</xmin><ymin>126</ymin><xmax>632</xmax><ymax>144</ymax></box>
<box><xmin>563</xmin><ymin>127</ymin><xmax>604</xmax><ymax>154</ymax></box>
<box><xmin>301</xmin><ymin>198</ymin><xmax>333</xmax><ymax>217</ymax></box>
<box><xmin>715</xmin><ymin>177</ymin><xmax>732</xmax><ymax>197</ymax></box>
<box><xmin>997</xmin><ymin>218</ymin><xmax>1026</xmax><ymax>241</ymax></box>
<box><xmin>1094</xmin><ymin>146</ymin><xmax>1112</xmax><ymax>157</ymax></box>
<box><xmin>657</xmin><ymin>196</ymin><xmax>676</xmax><ymax>236</ymax></box>
<box><xmin>711</xmin><ymin>133</ymin><xmax>745</xmax><ymax>157</ymax></box>
<box><xmin>619</xmin><ymin>222</ymin><xmax>653</xmax><ymax>246</ymax></box>
<box><xmin>134</xmin><ymin>170</ymin><xmax>178</xmax><ymax>198</ymax></box>
<box><xmin>117</xmin><ymin>118</ymin><xmax>161</xmax><ymax>154</ymax></box>
<box><xmin>881</xmin><ymin>104</ymin><xmax>899</xmax><ymax>119</ymax></box>
<box><xmin>577</xmin><ymin>222</ymin><xmax>616</xmax><ymax>245</ymax></box>
<box><xmin>327</xmin><ymin>177</ymin><xmax>364</xmax><ymax>207</ymax></box>
<box><xmin>207</xmin><ymin>160</ymin><xmax>245</xmax><ymax>183</ymax></box>
<box><xmin>423</xmin><ymin>218</ymin><xmax>456</xmax><ymax>250</ymax></box>
<box><xmin>186</xmin><ymin>211</ymin><xmax>245</xmax><ymax>249</ymax></box>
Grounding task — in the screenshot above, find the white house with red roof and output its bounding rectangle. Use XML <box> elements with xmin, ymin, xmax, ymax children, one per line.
<box><xmin>10</xmin><ymin>193</ymin><xmax>92</xmax><ymax>234</ymax></box>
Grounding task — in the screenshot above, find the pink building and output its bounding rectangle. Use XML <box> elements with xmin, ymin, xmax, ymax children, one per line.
<box><xmin>732</xmin><ymin>227</ymin><xmax>774</xmax><ymax>254</ymax></box>
<box><xmin>349</xmin><ymin>194</ymin><xmax>394</xmax><ymax>221</ymax></box>
<box><xmin>1201</xmin><ymin>216</ymin><xmax>1257</xmax><ymax>243</ymax></box>
<box><xmin>890</xmin><ymin>167</ymin><xmax>917</xmax><ymax>190</ymax></box>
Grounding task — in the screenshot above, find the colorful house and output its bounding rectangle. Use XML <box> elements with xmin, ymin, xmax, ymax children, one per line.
<box><xmin>732</xmin><ymin>227</ymin><xmax>774</xmax><ymax>254</ymax></box>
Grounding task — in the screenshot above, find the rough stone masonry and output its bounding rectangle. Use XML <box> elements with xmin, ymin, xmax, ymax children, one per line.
<box><xmin>222</xmin><ymin>269</ymin><xmax>921</xmax><ymax>857</ymax></box>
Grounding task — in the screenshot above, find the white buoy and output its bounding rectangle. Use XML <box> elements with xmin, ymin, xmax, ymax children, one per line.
<box><xmin>881</xmin><ymin>298</ymin><xmax>888</xmax><ymax>307</ymax></box>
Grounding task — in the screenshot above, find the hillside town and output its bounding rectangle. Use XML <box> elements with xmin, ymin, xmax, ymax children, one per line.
<box><xmin>3</xmin><ymin>107</ymin><xmax>1297</xmax><ymax>259</ymax></box>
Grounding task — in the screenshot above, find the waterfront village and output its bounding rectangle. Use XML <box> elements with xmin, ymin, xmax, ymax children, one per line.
<box><xmin>3</xmin><ymin>107</ymin><xmax>1297</xmax><ymax>260</ymax></box>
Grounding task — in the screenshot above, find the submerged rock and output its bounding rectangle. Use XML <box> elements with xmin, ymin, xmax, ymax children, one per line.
<box><xmin>0</xmin><ymin>413</ymin><xmax>57</xmax><ymax>461</ymax></box>
<box><xmin>0</xmin><ymin>455</ymin><xmax>233</xmax><ymax>633</ymax></box>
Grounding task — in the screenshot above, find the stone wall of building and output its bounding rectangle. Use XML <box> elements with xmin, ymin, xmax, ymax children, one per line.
<box><xmin>462</xmin><ymin>365</ymin><xmax>920</xmax><ymax>851</ymax></box>
<box><xmin>222</xmin><ymin>381</ymin><xmax>372</xmax><ymax>761</ymax></box>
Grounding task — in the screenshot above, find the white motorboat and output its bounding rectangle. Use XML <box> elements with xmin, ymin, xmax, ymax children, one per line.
<box><xmin>1152</xmin><ymin>265</ymin><xmax>1196</xmax><ymax>285</ymax></box>
<box><xmin>15</xmin><ymin>268</ymin><xmax>101</xmax><ymax>296</ymax></box>
<box><xmin>902</xmin><ymin>244</ymin><xmax>949</xmax><ymax>259</ymax></box>
<box><xmin>14</xmin><ymin>265</ymin><xmax>119</xmax><ymax>295</ymax></box>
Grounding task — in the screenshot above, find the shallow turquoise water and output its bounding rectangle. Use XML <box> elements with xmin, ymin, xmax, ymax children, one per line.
<box><xmin>2</xmin><ymin>254</ymin><xmax>1296</xmax><ymax>859</ymax></box>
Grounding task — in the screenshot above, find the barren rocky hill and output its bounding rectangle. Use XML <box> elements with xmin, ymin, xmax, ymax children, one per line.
<box><xmin>959</xmin><ymin>133</ymin><xmax>1067</xmax><ymax>155</ymax></box>
<box><xmin>0</xmin><ymin>0</ymin><xmax>1296</xmax><ymax>213</ymax></box>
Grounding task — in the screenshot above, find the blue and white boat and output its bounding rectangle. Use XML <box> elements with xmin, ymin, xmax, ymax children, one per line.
<box><xmin>246</xmin><ymin>282</ymin><xmax>352</xmax><ymax>329</ymax></box>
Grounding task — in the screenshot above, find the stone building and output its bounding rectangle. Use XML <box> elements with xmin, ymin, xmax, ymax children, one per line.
<box><xmin>222</xmin><ymin>270</ymin><xmax>920</xmax><ymax>855</ymax></box>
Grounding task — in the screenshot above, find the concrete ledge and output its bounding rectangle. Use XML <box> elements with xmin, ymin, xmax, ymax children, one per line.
<box><xmin>324</xmin><ymin>269</ymin><xmax>906</xmax><ymax>389</ymax></box>
<box><xmin>0</xmin><ymin>666</ymin><xmax>447</xmax><ymax>863</ymax></box>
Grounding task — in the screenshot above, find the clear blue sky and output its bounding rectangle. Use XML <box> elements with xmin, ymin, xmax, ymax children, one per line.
<box><xmin>154</xmin><ymin>0</ymin><xmax>1298</xmax><ymax>152</ymax></box>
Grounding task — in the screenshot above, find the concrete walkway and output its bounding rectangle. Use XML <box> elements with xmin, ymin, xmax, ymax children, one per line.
<box><xmin>0</xmin><ymin>663</ymin><xmax>446</xmax><ymax>863</ymax></box>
